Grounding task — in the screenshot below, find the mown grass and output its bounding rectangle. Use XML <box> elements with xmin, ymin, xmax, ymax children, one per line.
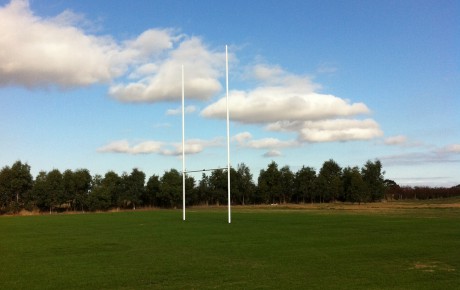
<box><xmin>1</xmin><ymin>205</ymin><xmax>459</xmax><ymax>289</ymax></box>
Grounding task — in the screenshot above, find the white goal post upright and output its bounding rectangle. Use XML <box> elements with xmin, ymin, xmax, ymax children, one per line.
<box><xmin>181</xmin><ymin>46</ymin><xmax>231</xmax><ymax>223</ymax></box>
<box><xmin>182</xmin><ymin>64</ymin><xmax>186</xmax><ymax>221</ymax></box>
<box><xmin>226</xmin><ymin>45</ymin><xmax>231</xmax><ymax>224</ymax></box>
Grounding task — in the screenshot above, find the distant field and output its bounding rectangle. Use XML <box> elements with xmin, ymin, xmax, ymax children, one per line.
<box><xmin>1</xmin><ymin>199</ymin><xmax>460</xmax><ymax>289</ymax></box>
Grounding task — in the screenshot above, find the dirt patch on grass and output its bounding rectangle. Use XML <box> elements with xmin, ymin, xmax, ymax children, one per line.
<box><xmin>17</xmin><ymin>209</ymin><xmax>40</xmax><ymax>216</ymax></box>
<box><xmin>410</xmin><ymin>261</ymin><xmax>456</xmax><ymax>273</ymax></box>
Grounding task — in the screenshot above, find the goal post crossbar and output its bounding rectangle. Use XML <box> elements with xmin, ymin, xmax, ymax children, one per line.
<box><xmin>184</xmin><ymin>167</ymin><xmax>229</xmax><ymax>174</ymax></box>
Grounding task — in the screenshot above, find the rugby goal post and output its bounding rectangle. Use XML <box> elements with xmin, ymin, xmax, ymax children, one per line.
<box><xmin>182</xmin><ymin>45</ymin><xmax>231</xmax><ymax>223</ymax></box>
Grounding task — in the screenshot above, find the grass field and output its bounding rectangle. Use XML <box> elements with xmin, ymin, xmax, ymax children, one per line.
<box><xmin>1</xmin><ymin>200</ymin><xmax>460</xmax><ymax>289</ymax></box>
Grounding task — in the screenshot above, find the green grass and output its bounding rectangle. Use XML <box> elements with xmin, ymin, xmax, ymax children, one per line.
<box><xmin>1</xmin><ymin>207</ymin><xmax>459</xmax><ymax>289</ymax></box>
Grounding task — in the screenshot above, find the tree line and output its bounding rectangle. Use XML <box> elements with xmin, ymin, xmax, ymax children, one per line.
<box><xmin>1</xmin><ymin>160</ymin><xmax>459</xmax><ymax>214</ymax></box>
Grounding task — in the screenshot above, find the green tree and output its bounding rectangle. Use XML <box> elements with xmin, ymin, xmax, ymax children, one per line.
<box><xmin>62</xmin><ymin>169</ymin><xmax>76</xmax><ymax>210</ymax></box>
<box><xmin>258</xmin><ymin>161</ymin><xmax>282</xmax><ymax>204</ymax></box>
<box><xmin>46</xmin><ymin>169</ymin><xmax>64</xmax><ymax>212</ymax></box>
<box><xmin>280</xmin><ymin>166</ymin><xmax>294</xmax><ymax>204</ymax></box>
<box><xmin>144</xmin><ymin>174</ymin><xmax>160</xmax><ymax>207</ymax></box>
<box><xmin>101</xmin><ymin>171</ymin><xmax>122</xmax><ymax>208</ymax></box>
<box><xmin>184</xmin><ymin>174</ymin><xmax>196</xmax><ymax>206</ymax></box>
<box><xmin>0</xmin><ymin>161</ymin><xmax>33</xmax><ymax>213</ymax></box>
<box><xmin>159</xmin><ymin>169</ymin><xmax>182</xmax><ymax>208</ymax></box>
<box><xmin>119</xmin><ymin>168</ymin><xmax>145</xmax><ymax>209</ymax></box>
<box><xmin>293</xmin><ymin>166</ymin><xmax>317</xmax><ymax>203</ymax></box>
<box><xmin>209</xmin><ymin>169</ymin><xmax>227</xmax><ymax>205</ymax></box>
<box><xmin>33</xmin><ymin>169</ymin><xmax>64</xmax><ymax>213</ymax></box>
<box><xmin>197</xmin><ymin>173</ymin><xmax>212</xmax><ymax>206</ymax></box>
<box><xmin>361</xmin><ymin>160</ymin><xmax>385</xmax><ymax>201</ymax></box>
<box><xmin>73</xmin><ymin>169</ymin><xmax>92</xmax><ymax>211</ymax></box>
<box><xmin>342</xmin><ymin>166</ymin><xmax>367</xmax><ymax>203</ymax></box>
<box><xmin>87</xmin><ymin>174</ymin><xmax>112</xmax><ymax>211</ymax></box>
<box><xmin>234</xmin><ymin>163</ymin><xmax>255</xmax><ymax>205</ymax></box>
<box><xmin>384</xmin><ymin>179</ymin><xmax>400</xmax><ymax>200</ymax></box>
<box><xmin>85</xmin><ymin>172</ymin><xmax>121</xmax><ymax>211</ymax></box>
<box><xmin>0</xmin><ymin>165</ymin><xmax>12</xmax><ymax>213</ymax></box>
<box><xmin>317</xmin><ymin>159</ymin><xmax>342</xmax><ymax>202</ymax></box>
<box><xmin>34</xmin><ymin>171</ymin><xmax>50</xmax><ymax>212</ymax></box>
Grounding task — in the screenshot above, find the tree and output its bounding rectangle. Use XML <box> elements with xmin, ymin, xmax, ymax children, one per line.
<box><xmin>101</xmin><ymin>171</ymin><xmax>122</xmax><ymax>208</ymax></box>
<box><xmin>46</xmin><ymin>169</ymin><xmax>64</xmax><ymax>212</ymax></box>
<box><xmin>85</xmin><ymin>172</ymin><xmax>121</xmax><ymax>211</ymax></box>
<box><xmin>62</xmin><ymin>169</ymin><xmax>76</xmax><ymax>210</ymax></box>
<box><xmin>361</xmin><ymin>160</ymin><xmax>385</xmax><ymax>201</ymax></box>
<box><xmin>317</xmin><ymin>159</ymin><xmax>342</xmax><ymax>202</ymax></box>
<box><xmin>159</xmin><ymin>169</ymin><xmax>182</xmax><ymax>208</ymax></box>
<box><xmin>280</xmin><ymin>166</ymin><xmax>294</xmax><ymax>204</ymax></box>
<box><xmin>209</xmin><ymin>169</ymin><xmax>227</xmax><ymax>205</ymax></box>
<box><xmin>197</xmin><ymin>173</ymin><xmax>212</xmax><ymax>206</ymax></box>
<box><xmin>342</xmin><ymin>166</ymin><xmax>367</xmax><ymax>203</ymax></box>
<box><xmin>73</xmin><ymin>169</ymin><xmax>92</xmax><ymax>211</ymax></box>
<box><xmin>87</xmin><ymin>174</ymin><xmax>111</xmax><ymax>211</ymax></box>
<box><xmin>184</xmin><ymin>175</ymin><xmax>196</xmax><ymax>206</ymax></box>
<box><xmin>33</xmin><ymin>169</ymin><xmax>64</xmax><ymax>213</ymax></box>
<box><xmin>144</xmin><ymin>174</ymin><xmax>160</xmax><ymax>207</ymax></box>
<box><xmin>234</xmin><ymin>163</ymin><xmax>255</xmax><ymax>205</ymax></box>
<box><xmin>258</xmin><ymin>161</ymin><xmax>282</xmax><ymax>204</ymax></box>
<box><xmin>0</xmin><ymin>166</ymin><xmax>12</xmax><ymax>213</ymax></box>
<box><xmin>34</xmin><ymin>171</ymin><xmax>50</xmax><ymax>212</ymax></box>
<box><xmin>119</xmin><ymin>168</ymin><xmax>145</xmax><ymax>209</ymax></box>
<box><xmin>294</xmin><ymin>166</ymin><xmax>317</xmax><ymax>203</ymax></box>
<box><xmin>384</xmin><ymin>179</ymin><xmax>400</xmax><ymax>200</ymax></box>
<box><xmin>0</xmin><ymin>161</ymin><xmax>33</xmax><ymax>213</ymax></box>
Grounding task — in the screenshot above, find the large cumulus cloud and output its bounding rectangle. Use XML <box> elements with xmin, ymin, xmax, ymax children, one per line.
<box><xmin>202</xmin><ymin>64</ymin><xmax>383</xmax><ymax>144</ymax></box>
<box><xmin>0</xmin><ymin>0</ymin><xmax>224</xmax><ymax>99</ymax></box>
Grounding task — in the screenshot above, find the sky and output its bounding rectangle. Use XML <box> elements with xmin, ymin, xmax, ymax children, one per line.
<box><xmin>0</xmin><ymin>0</ymin><xmax>459</xmax><ymax>187</ymax></box>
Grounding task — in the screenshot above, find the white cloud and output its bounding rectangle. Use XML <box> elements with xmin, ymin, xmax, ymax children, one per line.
<box><xmin>381</xmin><ymin>152</ymin><xmax>440</xmax><ymax>166</ymax></box>
<box><xmin>2</xmin><ymin>1</ymin><xmax>384</xmax><ymax>151</ymax></box>
<box><xmin>131</xmin><ymin>141</ymin><xmax>164</xmax><ymax>154</ymax></box>
<box><xmin>252</xmin><ymin>64</ymin><xmax>285</xmax><ymax>82</ymax></box>
<box><xmin>164</xmin><ymin>138</ymin><xmax>224</xmax><ymax>156</ymax></box>
<box><xmin>232</xmin><ymin>131</ymin><xmax>298</xmax><ymax>149</ymax></box>
<box><xmin>232</xmin><ymin>132</ymin><xmax>253</xmax><ymax>144</ymax></box>
<box><xmin>128</xmin><ymin>63</ymin><xmax>158</xmax><ymax>79</ymax></box>
<box><xmin>248</xmin><ymin>64</ymin><xmax>319</xmax><ymax>89</ymax></box>
<box><xmin>97</xmin><ymin>140</ymin><xmax>131</xmax><ymax>154</ymax></box>
<box><xmin>202</xmin><ymin>63</ymin><xmax>382</xmax><ymax>143</ymax></box>
<box><xmin>109</xmin><ymin>37</ymin><xmax>224</xmax><ymax>103</ymax></box>
<box><xmin>202</xmin><ymin>90</ymin><xmax>370</xmax><ymax>123</ymax></box>
<box><xmin>263</xmin><ymin>150</ymin><xmax>282</xmax><ymax>158</ymax></box>
<box><xmin>50</xmin><ymin>9</ymin><xmax>98</xmax><ymax>31</ymax></box>
<box><xmin>267</xmin><ymin>119</ymin><xmax>382</xmax><ymax>143</ymax></box>
<box><xmin>97</xmin><ymin>138</ymin><xmax>223</xmax><ymax>156</ymax></box>
<box><xmin>231</xmin><ymin>131</ymin><xmax>297</xmax><ymax>157</ymax></box>
<box><xmin>0</xmin><ymin>0</ymin><xmax>224</xmax><ymax>101</ymax></box>
<box><xmin>441</xmin><ymin>144</ymin><xmax>460</xmax><ymax>153</ymax></box>
<box><xmin>382</xmin><ymin>135</ymin><xmax>425</xmax><ymax>148</ymax></box>
<box><xmin>166</xmin><ymin>105</ymin><xmax>197</xmax><ymax>116</ymax></box>
<box><xmin>246</xmin><ymin>138</ymin><xmax>299</xmax><ymax>149</ymax></box>
<box><xmin>298</xmin><ymin>119</ymin><xmax>382</xmax><ymax>142</ymax></box>
<box><xmin>384</xmin><ymin>135</ymin><xmax>408</xmax><ymax>145</ymax></box>
<box><xmin>381</xmin><ymin>144</ymin><xmax>460</xmax><ymax>167</ymax></box>
<box><xmin>201</xmin><ymin>64</ymin><xmax>370</xmax><ymax>123</ymax></box>
<box><xmin>123</xmin><ymin>28</ymin><xmax>176</xmax><ymax>58</ymax></box>
<box><xmin>97</xmin><ymin>140</ymin><xmax>164</xmax><ymax>155</ymax></box>
<box><xmin>395</xmin><ymin>177</ymin><xmax>454</xmax><ymax>187</ymax></box>
<box><xmin>0</xmin><ymin>0</ymin><xmax>124</xmax><ymax>88</ymax></box>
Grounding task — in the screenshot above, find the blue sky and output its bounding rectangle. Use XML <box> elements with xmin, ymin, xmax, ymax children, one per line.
<box><xmin>1</xmin><ymin>0</ymin><xmax>459</xmax><ymax>186</ymax></box>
